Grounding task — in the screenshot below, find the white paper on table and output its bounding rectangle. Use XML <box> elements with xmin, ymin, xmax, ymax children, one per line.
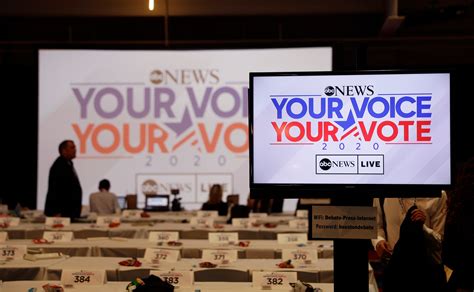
<box><xmin>208</xmin><ymin>232</ymin><xmax>239</xmax><ymax>243</ymax></box>
<box><xmin>232</xmin><ymin>218</ymin><xmax>249</xmax><ymax>228</ymax></box>
<box><xmin>282</xmin><ymin>249</ymin><xmax>318</xmax><ymax>263</ymax></box>
<box><xmin>43</xmin><ymin>231</ymin><xmax>74</xmax><ymax>242</ymax></box>
<box><xmin>0</xmin><ymin>245</ymin><xmax>27</xmax><ymax>260</ymax></box>
<box><xmin>148</xmin><ymin>231</ymin><xmax>179</xmax><ymax>242</ymax></box>
<box><xmin>196</xmin><ymin>210</ymin><xmax>219</xmax><ymax>218</ymax></box>
<box><xmin>277</xmin><ymin>233</ymin><xmax>308</xmax><ymax>245</ymax></box>
<box><xmin>252</xmin><ymin>271</ymin><xmax>297</xmax><ymax>289</ymax></box>
<box><xmin>296</xmin><ymin>210</ymin><xmax>308</xmax><ymax>218</ymax></box>
<box><xmin>121</xmin><ymin>209</ymin><xmax>142</xmax><ymax>219</ymax></box>
<box><xmin>249</xmin><ymin>213</ymin><xmax>268</xmax><ymax>218</ymax></box>
<box><xmin>45</xmin><ymin>217</ymin><xmax>71</xmax><ymax>227</ymax></box>
<box><xmin>201</xmin><ymin>249</ymin><xmax>238</xmax><ymax>263</ymax></box>
<box><xmin>96</xmin><ymin>216</ymin><xmax>121</xmax><ymax>226</ymax></box>
<box><xmin>150</xmin><ymin>270</ymin><xmax>194</xmax><ymax>288</ymax></box>
<box><xmin>144</xmin><ymin>248</ymin><xmax>180</xmax><ymax>263</ymax></box>
<box><xmin>190</xmin><ymin>217</ymin><xmax>214</xmax><ymax>226</ymax></box>
<box><xmin>61</xmin><ymin>269</ymin><xmax>106</xmax><ymax>285</ymax></box>
<box><xmin>289</xmin><ymin>219</ymin><xmax>308</xmax><ymax>229</ymax></box>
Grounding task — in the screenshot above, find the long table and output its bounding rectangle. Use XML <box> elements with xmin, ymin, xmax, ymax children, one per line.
<box><xmin>5</xmin><ymin>238</ymin><xmax>333</xmax><ymax>259</ymax></box>
<box><xmin>3</xmin><ymin>222</ymin><xmax>309</xmax><ymax>240</ymax></box>
<box><xmin>0</xmin><ymin>281</ymin><xmax>345</xmax><ymax>292</ymax></box>
<box><xmin>1</xmin><ymin>256</ymin><xmax>374</xmax><ymax>284</ymax></box>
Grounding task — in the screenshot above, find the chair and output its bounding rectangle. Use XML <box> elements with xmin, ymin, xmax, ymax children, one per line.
<box><xmin>125</xmin><ymin>194</ymin><xmax>137</xmax><ymax>209</ymax></box>
<box><xmin>117</xmin><ymin>268</ymin><xmax>152</xmax><ymax>281</ymax></box>
<box><xmin>0</xmin><ymin>267</ymin><xmax>43</xmax><ymax>280</ymax></box>
<box><xmin>74</xmin><ymin>229</ymin><xmax>108</xmax><ymax>239</ymax></box>
<box><xmin>194</xmin><ymin>268</ymin><xmax>249</xmax><ymax>282</ymax></box>
<box><xmin>245</xmin><ymin>249</ymin><xmax>276</xmax><ymax>259</ymax></box>
<box><xmin>98</xmin><ymin>247</ymin><xmax>140</xmax><ymax>258</ymax></box>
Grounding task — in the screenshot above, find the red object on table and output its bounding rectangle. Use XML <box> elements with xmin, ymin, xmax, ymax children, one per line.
<box><xmin>118</xmin><ymin>258</ymin><xmax>142</xmax><ymax>267</ymax></box>
<box><xmin>109</xmin><ymin>222</ymin><xmax>120</xmax><ymax>228</ymax></box>
<box><xmin>199</xmin><ymin>261</ymin><xmax>217</xmax><ymax>268</ymax></box>
<box><xmin>277</xmin><ymin>259</ymin><xmax>294</xmax><ymax>268</ymax></box>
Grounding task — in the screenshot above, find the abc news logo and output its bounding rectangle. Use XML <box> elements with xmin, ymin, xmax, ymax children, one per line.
<box><xmin>324</xmin><ymin>85</ymin><xmax>375</xmax><ymax>96</ymax></box>
<box><xmin>319</xmin><ymin>158</ymin><xmax>355</xmax><ymax>170</ymax></box>
<box><xmin>316</xmin><ymin>155</ymin><xmax>384</xmax><ymax>174</ymax></box>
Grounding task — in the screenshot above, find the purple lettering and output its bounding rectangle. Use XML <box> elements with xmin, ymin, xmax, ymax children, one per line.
<box><xmin>153</xmin><ymin>88</ymin><xmax>176</xmax><ymax>118</ymax></box>
<box><xmin>94</xmin><ymin>87</ymin><xmax>124</xmax><ymax>119</ymax></box>
<box><xmin>73</xmin><ymin>87</ymin><xmax>95</xmax><ymax>118</ymax></box>
<box><xmin>211</xmin><ymin>86</ymin><xmax>240</xmax><ymax>118</ymax></box>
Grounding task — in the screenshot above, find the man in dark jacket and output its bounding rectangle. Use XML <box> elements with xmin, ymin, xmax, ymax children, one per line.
<box><xmin>44</xmin><ymin>140</ymin><xmax>82</xmax><ymax>219</ymax></box>
<box><xmin>383</xmin><ymin>205</ymin><xmax>447</xmax><ymax>292</ymax></box>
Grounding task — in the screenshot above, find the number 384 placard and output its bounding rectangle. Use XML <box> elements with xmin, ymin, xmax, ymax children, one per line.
<box><xmin>61</xmin><ymin>269</ymin><xmax>106</xmax><ymax>286</ymax></box>
<box><xmin>252</xmin><ymin>271</ymin><xmax>297</xmax><ymax>289</ymax></box>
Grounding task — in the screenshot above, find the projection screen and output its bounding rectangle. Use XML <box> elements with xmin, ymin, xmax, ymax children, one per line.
<box><xmin>38</xmin><ymin>48</ymin><xmax>332</xmax><ymax>210</ymax></box>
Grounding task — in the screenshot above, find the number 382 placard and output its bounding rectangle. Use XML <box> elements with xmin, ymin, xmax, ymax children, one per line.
<box><xmin>252</xmin><ymin>271</ymin><xmax>297</xmax><ymax>289</ymax></box>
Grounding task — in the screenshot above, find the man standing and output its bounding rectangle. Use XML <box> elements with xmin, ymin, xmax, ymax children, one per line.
<box><xmin>44</xmin><ymin>140</ymin><xmax>82</xmax><ymax>219</ymax></box>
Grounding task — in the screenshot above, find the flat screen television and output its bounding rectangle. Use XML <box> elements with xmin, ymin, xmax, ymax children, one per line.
<box><xmin>249</xmin><ymin>70</ymin><xmax>452</xmax><ymax>198</ymax></box>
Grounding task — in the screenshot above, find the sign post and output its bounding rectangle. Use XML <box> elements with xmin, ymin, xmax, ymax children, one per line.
<box><xmin>310</xmin><ymin>198</ymin><xmax>375</xmax><ymax>292</ymax></box>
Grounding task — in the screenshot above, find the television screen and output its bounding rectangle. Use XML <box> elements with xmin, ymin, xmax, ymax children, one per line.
<box><xmin>145</xmin><ymin>195</ymin><xmax>170</xmax><ymax>211</ymax></box>
<box><xmin>249</xmin><ymin>70</ymin><xmax>452</xmax><ymax>197</ymax></box>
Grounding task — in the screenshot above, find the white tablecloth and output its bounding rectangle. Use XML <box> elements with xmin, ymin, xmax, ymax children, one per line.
<box><xmin>0</xmin><ymin>281</ymin><xmax>341</xmax><ymax>292</ymax></box>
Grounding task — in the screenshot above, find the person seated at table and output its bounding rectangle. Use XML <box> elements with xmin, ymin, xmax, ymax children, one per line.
<box><xmin>247</xmin><ymin>193</ymin><xmax>284</xmax><ymax>214</ymax></box>
<box><xmin>89</xmin><ymin>179</ymin><xmax>121</xmax><ymax>215</ymax></box>
<box><xmin>201</xmin><ymin>184</ymin><xmax>228</xmax><ymax>216</ymax></box>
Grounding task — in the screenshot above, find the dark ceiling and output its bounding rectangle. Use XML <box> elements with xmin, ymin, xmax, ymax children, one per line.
<box><xmin>2</xmin><ymin>0</ymin><xmax>474</xmax><ymax>209</ymax></box>
<box><xmin>1</xmin><ymin>0</ymin><xmax>473</xmax><ymax>44</ymax></box>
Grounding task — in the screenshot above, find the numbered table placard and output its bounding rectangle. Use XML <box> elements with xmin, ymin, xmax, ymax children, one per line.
<box><xmin>190</xmin><ymin>217</ymin><xmax>214</xmax><ymax>226</ymax></box>
<box><xmin>96</xmin><ymin>216</ymin><xmax>121</xmax><ymax>227</ymax></box>
<box><xmin>201</xmin><ymin>249</ymin><xmax>238</xmax><ymax>264</ymax></box>
<box><xmin>150</xmin><ymin>270</ymin><xmax>194</xmax><ymax>288</ymax></box>
<box><xmin>282</xmin><ymin>249</ymin><xmax>318</xmax><ymax>264</ymax></box>
<box><xmin>148</xmin><ymin>231</ymin><xmax>179</xmax><ymax>242</ymax></box>
<box><xmin>208</xmin><ymin>232</ymin><xmax>239</xmax><ymax>244</ymax></box>
<box><xmin>144</xmin><ymin>248</ymin><xmax>180</xmax><ymax>263</ymax></box>
<box><xmin>0</xmin><ymin>232</ymin><xmax>8</xmax><ymax>242</ymax></box>
<box><xmin>43</xmin><ymin>231</ymin><xmax>74</xmax><ymax>242</ymax></box>
<box><xmin>0</xmin><ymin>217</ymin><xmax>20</xmax><ymax>227</ymax></box>
<box><xmin>252</xmin><ymin>271</ymin><xmax>297</xmax><ymax>289</ymax></box>
<box><xmin>0</xmin><ymin>245</ymin><xmax>27</xmax><ymax>260</ymax></box>
<box><xmin>289</xmin><ymin>219</ymin><xmax>308</xmax><ymax>229</ymax></box>
<box><xmin>61</xmin><ymin>269</ymin><xmax>106</xmax><ymax>286</ymax></box>
<box><xmin>296</xmin><ymin>210</ymin><xmax>308</xmax><ymax>218</ymax></box>
<box><xmin>196</xmin><ymin>210</ymin><xmax>219</xmax><ymax>218</ymax></box>
<box><xmin>249</xmin><ymin>213</ymin><xmax>268</xmax><ymax>218</ymax></box>
<box><xmin>277</xmin><ymin>233</ymin><xmax>307</xmax><ymax>245</ymax></box>
<box><xmin>121</xmin><ymin>209</ymin><xmax>142</xmax><ymax>219</ymax></box>
<box><xmin>45</xmin><ymin>217</ymin><xmax>71</xmax><ymax>227</ymax></box>
<box><xmin>232</xmin><ymin>218</ymin><xmax>250</xmax><ymax>228</ymax></box>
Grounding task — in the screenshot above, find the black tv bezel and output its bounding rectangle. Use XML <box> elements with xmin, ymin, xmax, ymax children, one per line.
<box><xmin>248</xmin><ymin>69</ymin><xmax>453</xmax><ymax>199</ymax></box>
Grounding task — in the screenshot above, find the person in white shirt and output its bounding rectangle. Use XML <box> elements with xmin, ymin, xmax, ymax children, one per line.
<box><xmin>373</xmin><ymin>192</ymin><xmax>447</xmax><ymax>264</ymax></box>
<box><xmin>374</xmin><ymin>193</ymin><xmax>448</xmax><ymax>292</ymax></box>
<box><xmin>89</xmin><ymin>179</ymin><xmax>121</xmax><ymax>215</ymax></box>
